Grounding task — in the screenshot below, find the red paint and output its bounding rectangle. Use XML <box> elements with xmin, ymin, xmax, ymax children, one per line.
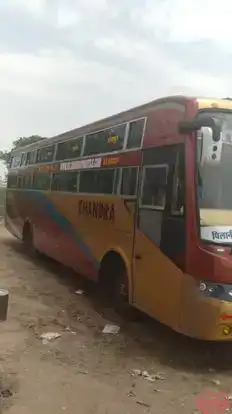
<box><xmin>196</xmin><ymin>392</ymin><xmax>230</xmax><ymax>413</ymax></box>
<box><xmin>143</xmin><ymin>106</ymin><xmax>186</xmax><ymax>148</ymax></box>
<box><xmin>220</xmin><ymin>314</ymin><xmax>232</xmax><ymax>320</ymax></box>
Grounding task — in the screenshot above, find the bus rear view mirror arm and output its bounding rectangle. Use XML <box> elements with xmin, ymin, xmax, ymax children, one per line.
<box><xmin>178</xmin><ymin>116</ymin><xmax>222</xmax><ymax>143</ymax></box>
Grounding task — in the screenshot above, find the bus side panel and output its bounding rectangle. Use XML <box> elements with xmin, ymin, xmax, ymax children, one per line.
<box><xmin>5</xmin><ymin>189</ymin><xmax>28</xmax><ymax>239</ymax></box>
<box><xmin>46</xmin><ymin>193</ymin><xmax>135</xmax><ymax>281</ymax></box>
<box><xmin>132</xmin><ymin>227</ymin><xmax>184</xmax><ymax>332</ymax></box>
<box><xmin>6</xmin><ymin>189</ymin><xmax>184</xmax><ymax>334</ymax></box>
<box><xmin>5</xmin><ymin>190</ymin><xmax>136</xmax><ymax>281</ymax></box>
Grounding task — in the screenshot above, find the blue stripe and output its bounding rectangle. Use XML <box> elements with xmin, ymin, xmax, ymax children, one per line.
<box><xmin>26</xmin><ymin>191</ymin><xmax>99</xmax><ymax>270</ymax></box>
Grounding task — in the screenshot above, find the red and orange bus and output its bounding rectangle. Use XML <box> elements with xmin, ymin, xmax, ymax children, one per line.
<box><xmin>5</xmin><ymin>95</ymin><xmax>232</xmax><ymax>340</ymax></box>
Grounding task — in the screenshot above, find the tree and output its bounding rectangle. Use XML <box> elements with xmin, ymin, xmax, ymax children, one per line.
<box><xmin>0</xmin><ymin>135</ymin><xmax>46</xmax><ymax>163</ymax></box>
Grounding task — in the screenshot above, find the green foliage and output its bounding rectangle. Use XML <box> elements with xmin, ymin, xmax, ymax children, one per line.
<box><xmin>0</xmin><ymin>135</ymin><xmax>46</xmax><ymax>163</ymax></box>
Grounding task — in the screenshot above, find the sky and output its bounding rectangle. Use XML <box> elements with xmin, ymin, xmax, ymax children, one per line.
<box><xmin>0</xmin><ymin>0</ymin><xmax>232</xmax><ymax>178</ymax></box>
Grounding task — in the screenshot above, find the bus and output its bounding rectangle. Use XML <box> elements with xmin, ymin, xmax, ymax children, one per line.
<box><xmin>5</xmin><ymin>95</ymin><xmax>232</xmax><ymax>340</ymax></box>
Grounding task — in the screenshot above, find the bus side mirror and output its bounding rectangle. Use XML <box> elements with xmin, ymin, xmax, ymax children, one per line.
<box><xmin>198</xmin><ymin>127</ymin><xmax>222</xmax><ymax>165</ymax></box>
<box><xmin>178</xmin><ymin>116</ymin><xmax>222</xmax><ymax>165</ymax></box>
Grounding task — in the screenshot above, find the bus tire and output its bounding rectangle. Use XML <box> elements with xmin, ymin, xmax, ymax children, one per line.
<box><xmin>22</xmin><ymin>222</ymin><xmax>37</xmax><ymax>258</ymax></box>
<box><xmin>99</xmin><ymin>251</ymin><xmax>134</xmax><ymax>320</ymax></box>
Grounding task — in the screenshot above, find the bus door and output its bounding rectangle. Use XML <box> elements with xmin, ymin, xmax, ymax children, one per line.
<box><xmin>132</xmin><ymin>145</ymin><xmax>185</xmax><ymax>329</ymax></box>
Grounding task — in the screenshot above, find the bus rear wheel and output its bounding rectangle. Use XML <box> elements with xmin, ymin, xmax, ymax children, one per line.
<box><xmin>99</xmin><ymin>252</ymin><xmax>134</xmax><ymax>319</ymax></box>
<box><xmin>22</xmin><ymin>222</ymin><xmax>36</xmax><ymax>258</ymax></box>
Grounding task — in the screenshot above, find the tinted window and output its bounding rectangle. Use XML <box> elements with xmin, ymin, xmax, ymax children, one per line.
<box><xmin>52</xmin><ymin>172</ymin><xmax>78</xmax><ymax>192</ymax></box>
<box><xmin>79</xmin><ymin>169</ymin><xmax>115</xmax><ymax>194</ymax></box>
<box><xmin>11</xmin><ymin>155</ymin><xmax>22</xmax><ymax>168</ymax></box>
<box><xmin>8</xmin><ymin>156</ymin><xmax>14</xmax><ymax>169</ymax></box>
<box><xmin>171</xmin><ymin>149</ymin><xmax>185</xmax><ymax>215</ymax></box>
<box><xmin>33</xmin><ymin>172</ymin><xmax>51</xmax><ymax>190</ymax></box>
<box><xmin>36</xmin><ymin>145</ymin><xmax>55</xmax><ymax>164</ymax></box>
<box><xmin>127</xmin><ymin>119</ymin><xmax>145</xmax><ymax>149</ymax></box>
<box><xmin>17</xmin><ymin>175</ymin><xmax>23</xmax><ymax>188</ymax></box>
<box><xmin>22</xmin><ymin>174</ymin><xmax>33</xmax><ymax>189</ymax></box>
<box><xmin>7</xmin><ymin>175</ymin><xmax>18</xmax><ymax>188</ymax></box>
<box><xmin>20</xmin><ymin>153</ymin><xmax>27</xmax><ymax>167</ymax></box>
<box><xmin>56</xmin><ymin>137</ymin><xmax>83</xmax><ymax>161</ymax></box>
<box><xmin>26</xmin><ymin>151</ymin><xmax>35</xmax><ymax>165</ymax></box>
<box><xmin>120</xmin><ymin>167</ymin><xmax>138</xmax><ymax>196</ymax></box>
<box><xmin>84</xmin><ymin>124</ymin><xmax>126</xmax><ymax>156</ymax></box>
<box><xmin>141</xmin><ymin>165</ymin><xmax>168</xmax><ymax>209</ymax></box>
<box><xmin>114</xmin><ymin>168</ymin><xmax>120</xmax><ymax>194</ymax></box>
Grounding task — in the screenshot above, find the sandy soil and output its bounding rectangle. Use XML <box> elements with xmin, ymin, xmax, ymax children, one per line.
<box><xmin>0</xmin><ymin>225</ymin><xmax>232</xmax><ymax>413</ymax></box>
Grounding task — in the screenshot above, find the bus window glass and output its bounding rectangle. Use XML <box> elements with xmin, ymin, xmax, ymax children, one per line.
<box><xmin>7</xmin><ymin>175</ymin><xmax>18</xmax><ymax>188</ymax></box>
<box><xmin>8</xmin><ymin>156</ymin><xmax>14</xmax><ymax>169</ymax></box>
<box><xmin>51</xmin><ymin>172</ymin><xmax>78</xmax><ymax>192</ymax></box>
<box><xmin>22</xmin><ymin>174</ymin><xmax>33</xmax><ymax>189</ymax></box>
<box><xmin>26</xmin><ymin>151</ymin><xmax>34</xmax><ymax>165</ymax></box>
<box><xmin>79</xmin><ymin>169</ymin><xmax>115</xmax><ymax>194</ymax></box>
<box><xmin>171</xmin><ymin>149</ymin><xmax>185</xmax><ymax>215</ymax></box>
<box><xmin>12</xmin><ymin>155</ymin><xmax>22</xmax><ymax>169</ymax></box>
<box><xmin>20</xmin><ymin>153</ymin><xmax>27</xmax><ymax>167</ymax></box>
<box><xmin>126</xmin><ymin>119</ymin><xmax>145</xmax><ymax>149</ymax></box>
<box><xmin>56</xmin><ymin>137</ymin><xmax>83</xmax><ymax>161</ymax></box>
<box><xmin>84</xmin><ymin>124</ymin><xmax>126</xmax><ymax>156</ymax></box>
<box><xmin>17</xmin><ymin>175</ymin><xmax>23</xmax><ymax>188</ymax></box>
<box><xmin>141</xmin><ymin>165</ymin><xmax>168</xmax><ymax>209</ymax></box>
<box><xmin>113</xmin><ymin>168</ymin><xmax>120</xmax><ymax>194</ymax></box>
<box><xmin>33</xmin><ymin>172</ymin><xmax>51</xmax><ymax>190</ymax></box>
<box><xmin>120</xmin><ymin>167</ymin><xmax>138</xmax><ymax>196</ymax></box>
<box><xmin>36</xmin><ymin>145</ymin><xmax>55</xmax><ymax>164</ymax></box>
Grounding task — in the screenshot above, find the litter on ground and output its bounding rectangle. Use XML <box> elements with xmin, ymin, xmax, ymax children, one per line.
<box><xmin>102</xmin><ymin>324</ymin><xmax>120</xmax><ymax>334</ymax></box>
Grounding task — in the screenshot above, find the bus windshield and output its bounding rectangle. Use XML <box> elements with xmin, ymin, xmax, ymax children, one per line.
<box><xmin>197</xmin><ymin>111</ymin><xmax>232</xmax><ymax>244</ymax></box>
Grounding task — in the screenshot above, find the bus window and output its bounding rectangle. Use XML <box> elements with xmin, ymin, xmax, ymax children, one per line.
<box><xmin>36</xmin><ymin>145</ymin><xmax>55</xmax><ymax>164</ymax></box>
<box><xmin>20</xmin><ymin>153</ymin><xmax>27</xmax><ymax>167</ymax></box>
<box><xmin>79</xmin><ymin>169</ymin><xmax>115</xmax><ymax>194</ymax></box>
<box><xmin>120</xmin><ymin>167</ymin><xmax>138</xmax><ymax>196</ymax></box>
<box><xmin>56</xmin><ymin>137</ymin><xmax>83</xmax><ymax>161</ymax></box>
<box><xmin>171</xmin><ymin>149</ymin><xmax>185</xmax><ymax>215</ymax></box>
<box><xmin>141</xmin><ymin>165</ymin><xmax>168</xmax><ymax>209</ymax></box>
<box><xmin>22</xmin><ymin>174</ymin><xmax>33</xmax><ymax>189</ymax></box>
<box><xmin>84</xmin><ymin>124</ymin><xmax>126</xmax><ymax>156</ymax></box>
<box><xmin>17</xmin><ymin>175</ymin><xmax>23</xmax><ymax>188</ymax></box>
<box><xmin>126</xmin><ymin>118</ymin><xmax>145</xmax><ymax>149</ymax></box>
<box><xmin>26</xmin><ymin>151</ymin><xmax>35</xmax><ymax>165</ymax></box>
<box><xmin>8</xmin><ymin>156</ymin><xmax>14</xmax><ymax>169</ymax></box>
<box><xmin>51</xmin><ymin>172</ymin><xmax>78</xmax><ymax>192</ymax></box>
<box><xmin>33</xmin><ymin>172</ymin><xmax>51</xmax><ymax>190</ymax></box>
<box><xmin>11</xmin><ymin>155</ymin><xmax>22</xmax><ymax>169</ymax></box>
<box><xmin>7</xmin><ymin>175</ymin><xmax>18</xmax><ymax>188</ymax></box>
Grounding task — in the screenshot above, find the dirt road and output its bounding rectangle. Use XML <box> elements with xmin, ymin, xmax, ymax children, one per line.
<box><xmin>0</xmin><ymin>225</ymin><xmax>232</xmax><ymax>413</ymax></box>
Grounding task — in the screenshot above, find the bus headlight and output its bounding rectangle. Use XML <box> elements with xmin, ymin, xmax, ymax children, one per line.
<box><xmin>199</xmin><ymin>282</ymin><xmax>207</xmax><ymax>292</ymax></box>
<box><xmin>198</xmin><ymin>281</ymin><xmax>225</xmax><ymax>298</ymax></box>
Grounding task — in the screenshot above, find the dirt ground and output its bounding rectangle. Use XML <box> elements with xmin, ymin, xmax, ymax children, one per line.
<box><xmin>0</xmin><ymin>225</ymin><xmax>232</xmax><ymax>413</ymax></box>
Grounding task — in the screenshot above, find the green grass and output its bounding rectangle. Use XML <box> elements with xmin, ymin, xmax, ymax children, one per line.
<box><xmin>0</xmin><ymin>187</ymin><xmax>6</xmax><ymax>217</ymax></box>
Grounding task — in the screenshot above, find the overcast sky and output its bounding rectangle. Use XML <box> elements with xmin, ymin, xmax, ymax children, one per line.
<box><xmin>0</xmin><ymin>0</ymin><xmax>232</xmax><ymax>156</ymax></box>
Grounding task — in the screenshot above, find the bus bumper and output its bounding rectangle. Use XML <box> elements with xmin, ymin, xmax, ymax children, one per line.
<box><xmin>180</xmin><ymin>278</ymin><xmax>232</xmax><ymax>341</ymax></box>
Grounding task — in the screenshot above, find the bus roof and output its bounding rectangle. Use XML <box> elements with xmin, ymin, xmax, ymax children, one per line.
<box><xmin>12</xmin><ymin>95</ymin><xmax>192</xmax><ymax>153</ymax></box>
<box><xmin>11</xmin><ymin>95</ymin><xmax>232</xmax><ymax>155</ymax></box>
